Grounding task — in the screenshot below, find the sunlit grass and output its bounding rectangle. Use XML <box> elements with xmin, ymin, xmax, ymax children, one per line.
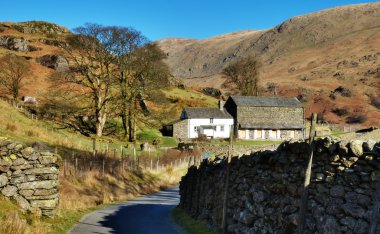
<box><xmin>172</xmin><ymin>208</ymin><xmax>218</xmax><ymax>234</ymax></box>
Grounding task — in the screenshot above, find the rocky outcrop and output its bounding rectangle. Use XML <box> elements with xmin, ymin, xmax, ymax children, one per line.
<box><xmin>0</xmin><ymin>139</ymin><xmax>60</xmax><ymax>217</ymax></box>
<box><xmin>38</xmin><ymin>38</ymin><xmax>68</xmax><ymax>47</ymax></box>
<box><xmin>0</xmin><ymin>36</ymin><xmax>40</xmax><ymax>52</ymax></box>
<box><xmin>179</xmin><ymin>138</ymin><xmax>380</xmax><ymax>233</ymax></box>
<box><xmin>36</xmin><ymin>55</ymin><xmax>69</xmax><ymax>71</ymax></box>
<box><xmin>201</xmin><ymin>87</ymin><xmax>222</xmax><ymax>97</ymax></box>
<box><xmin>11</xmin><ymin>21</ymin><xmax>70</xmax><ymax>34</ymax></box>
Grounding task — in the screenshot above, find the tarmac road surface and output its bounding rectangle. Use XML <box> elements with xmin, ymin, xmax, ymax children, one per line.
<box><xmin>70</xmin><ymin>187</ymin><xmax>182</xmax><ymax>234</ymax></box>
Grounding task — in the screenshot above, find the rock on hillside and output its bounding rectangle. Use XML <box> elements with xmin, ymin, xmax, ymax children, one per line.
<box><xmin>36</xmin><ymin>55</ymin><xmax>69</xmax><ymax>71</ymax></box>
<box><xmin>0</xmin><ymin>36</ymin><xmax>40</xmax><ymax>52</ymax></box>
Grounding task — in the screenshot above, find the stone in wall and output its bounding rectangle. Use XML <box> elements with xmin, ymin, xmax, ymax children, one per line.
<box><xmin>0</xmin><ymin>139</ymin><xmax>60</xmax><ymax>217</ymax></box>
<box><xmin>179</xmin><ymin>137</ymin><xmax>380</xmax><ymax>233</ymax></box>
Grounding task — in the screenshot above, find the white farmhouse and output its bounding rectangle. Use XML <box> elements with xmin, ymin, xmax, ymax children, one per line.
<box><xmin>172</xmin><ymin>102</ymin><xmax>234</xmax><ymax>139</ymax></box>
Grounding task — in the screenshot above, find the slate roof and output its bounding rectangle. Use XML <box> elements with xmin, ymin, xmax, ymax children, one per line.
<box><xmin>183</xmin><ymin>108</ymin><xmax>233</xmax><ymax>119</ymax></box>
<box><xmin>230</xmin><ymin>96</ymin><xmax>303</xmax><ymax>108</ymax></box>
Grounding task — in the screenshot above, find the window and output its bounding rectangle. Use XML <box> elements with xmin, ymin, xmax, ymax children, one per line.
<box><xmin>220</xmin><ymin>125</ymin><xmax>224</xmax><ymax>132</ymax></box>
<box><xmin>210</xmin><ymin>118</ymin><xmax>213</xmax><ymax>124</ymax></box>
<box><xmin>194</xmin><ymin>126</ymin><xmax>198</xmax><ymax>132</ymax></box>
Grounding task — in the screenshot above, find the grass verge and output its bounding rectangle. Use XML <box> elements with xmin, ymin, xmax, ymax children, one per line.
<box><xmin>171</xmin><ymin>207</ymin><xmax>217</xmax><ymax>234</ymax></box>
<box><xmin>211</xmin><ymin>139</ymin><xmax>281</xmax><ymax>146</ymax></box>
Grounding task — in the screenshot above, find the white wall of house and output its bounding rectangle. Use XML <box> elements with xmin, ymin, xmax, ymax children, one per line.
<box><xmin>188</xmin><ymin>118</ymin><xmax>234</xmax><ymax>139</ymax></box>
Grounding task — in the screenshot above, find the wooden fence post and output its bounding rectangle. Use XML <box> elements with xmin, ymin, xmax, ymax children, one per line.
<box><xmin>222</xmin><ymin>126</ymin><xmax>233</xmax><ymax>233</ymax></box>
<box><xmin>297</xmin><ymin>113</ymin><xmax>317</xmax><ymax>234</ymax></box>
<box><xmin>63</xmin><ymin>160</ymin><xmax>67</xmax><ymax>177</ymax></box>
<box><xmin>92</xmin><ymin>138</ymin><xmax>96</xmax><ymax>158</ymax></box>
<box><xmin>102</xmin><ymin>160</ymin><xmax>105</xmax><ymax>175</ymax></box>
<box><xmin>75</xmin><ymin>157</ymin><xmax>78</xmax><ymax>172</ymax></box>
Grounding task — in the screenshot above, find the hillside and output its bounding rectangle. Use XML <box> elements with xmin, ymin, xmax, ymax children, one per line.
<box><xmin>157</xmin><ymin>3</ymin><xmax>380</xmax><ymax>126</ymax></box>
<box><xmin>0</xmin><ymin>21</ymin><xmax>70</xmax><ymax>99</ymax></box>
<box><xmin>0</xmin><ymin>21</ymin><xmax>218</xmax><ymax>129</ymax></box>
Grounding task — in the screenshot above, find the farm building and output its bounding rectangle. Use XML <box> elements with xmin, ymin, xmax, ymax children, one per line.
<box><xmin>224</xmin><ymin>96</ymin><xmax>305</xmax><ymax>140</ymax></box>
<box><xmin>172</xmin><ymin>102</ymin><xmax>234</xmax><ymax>140</ymax></box>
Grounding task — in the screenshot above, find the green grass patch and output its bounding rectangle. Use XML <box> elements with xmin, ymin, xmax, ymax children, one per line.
<box><xmin>172</xmin><ymin>207</ymin><xmax>217</xmax><ymax>234</ymax></box>
<box><xmin>161</xmin><ymin>136</ymin><xmax>177</xmax><ymax>147</ymax></box>
<box><xmin>233</xmin><ymin>140</ymin><xmax>281</xmax><ymax>146</ymax></box>
<box><xmin>331</xmin><ymin>130</ymin><xmax>345</xmax><ymax>137</ymax></box>
<box><xmin>211</xmin><ymin>139</ymin><xmax>281</xmax><ymax>146</ymax></box>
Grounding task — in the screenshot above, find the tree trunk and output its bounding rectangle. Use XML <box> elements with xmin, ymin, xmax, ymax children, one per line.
<box><xmin>121</xmin><ymin>112</ymin><xmax>128</xmax><ymax>138</ymax></box>
<box><xmin>120</xmin><ymin>71</ymin><xmax>129</xmax><ymax>139</ymax></box>
<box><xmin>95</xmin><ymin>94</ymin><xmax>107</xmax><ymax>137</ymax></box>
<box><xmin>96</xmin><ymin>111</ymin><xmax>106</xmax><ymax>137</ymax></box>
<box><xmin>128</xmin><ymin>105</ymin><xmax>134</xmax><ymax>142</ymax></box>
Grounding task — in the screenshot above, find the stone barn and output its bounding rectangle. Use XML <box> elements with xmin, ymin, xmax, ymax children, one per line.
<box><xmin>224</xmin><ymin>96</ymin><xmax>304</xmax><ymax>140</ymax></box>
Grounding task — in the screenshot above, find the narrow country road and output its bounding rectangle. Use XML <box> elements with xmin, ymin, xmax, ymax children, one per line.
<box><xmin>70</xmin><ymin>187</ymin><xmax>182</xmax><ymax>234</ymax></box>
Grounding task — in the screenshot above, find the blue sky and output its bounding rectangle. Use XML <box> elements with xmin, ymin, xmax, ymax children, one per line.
<box><xmin>0</xmin><ymin>1</ymin><xmax>378</xmax><ymax>40</ymax></box>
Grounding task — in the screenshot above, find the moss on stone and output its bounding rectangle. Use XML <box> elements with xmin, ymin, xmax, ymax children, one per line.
<box><xmin>9</xmin><ymin>154</ymin><xmax>17</xmax><ymax>160</ymax></box>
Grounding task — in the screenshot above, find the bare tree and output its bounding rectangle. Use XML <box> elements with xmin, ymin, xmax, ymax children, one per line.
<box><xmin>0</xmin><ymin>54</ymin><xmax>30</xmax><ymax>101</ymax></box>
<box><xmin>112</xmin><ymin>29</ymin><xmax>170</xmax><ymax>141</ymax></box>
<box><xmin>223</xmin><ymin>56</ymin><xmax>261</xmax><ymax>96</ymax></box>
<box><xmin>51</xmin><ymin>24</ymin><xmax>170</xmax><ymax>139</ymax></box>
<box><xmin>59</xmin><ymin>23</ymin><xmax>118</xmax><ymax>137</ymax></box>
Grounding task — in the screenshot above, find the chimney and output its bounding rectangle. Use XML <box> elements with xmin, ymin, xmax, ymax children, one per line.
<box><xmin>218</xmin><ymin>100</ymin><xmax>224</xmax><ymax>110</ymax></box>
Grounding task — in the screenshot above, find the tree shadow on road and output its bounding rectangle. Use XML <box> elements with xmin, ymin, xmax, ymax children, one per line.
<box><xmin>99</xmin><ymin>203</ymin><xmax>180</xmax><ymax>234</ymax></box>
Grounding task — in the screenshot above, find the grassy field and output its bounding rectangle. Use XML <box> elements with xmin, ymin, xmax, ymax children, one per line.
<box><xmin>163</xmin><ymin>87</ymin><xmax>217</xmax><ymax>107</ymax></box>
<box><xmin>0</xmin><ymin>99</ymin><xmax>178</xmax><ymax>155</ymax></box>
<box><xmin>172</xmin><ymin>208</ymin><xmax>217</xmax><ymax>234</ymax></box>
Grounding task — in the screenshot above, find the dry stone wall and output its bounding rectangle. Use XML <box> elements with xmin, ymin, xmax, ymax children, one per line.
<box><xmin>0</xmin><ymin>139</ymin><xmax>60</xmax><ymax>217</ymax></box>
<box><xmin>179</xmin><ymin>138</ymin><xmax>380</xmax><ymax>233</ymax></box>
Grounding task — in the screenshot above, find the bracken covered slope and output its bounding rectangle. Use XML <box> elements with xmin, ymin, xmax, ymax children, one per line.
<box><xmin>156</xmin><ymin>3</ymin><xmax>380</xmax><ymax>126</ymax></box>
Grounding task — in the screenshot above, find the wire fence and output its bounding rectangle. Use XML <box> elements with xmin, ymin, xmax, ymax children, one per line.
<box><xmin>60</xmin><ymin>148</ymin><xmax>200</xmax><ymax>177</ymax></box>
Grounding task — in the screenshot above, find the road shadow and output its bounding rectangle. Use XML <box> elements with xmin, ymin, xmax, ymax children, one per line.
<box><xmin>99</xmin><ymin>203</ymin><xmax>179</xmax><ymax>234</ymax></box>
<box><xmin>98</xmin><ymin>187</ymin><xmax>180</xmax><ymax>234</ymax></box>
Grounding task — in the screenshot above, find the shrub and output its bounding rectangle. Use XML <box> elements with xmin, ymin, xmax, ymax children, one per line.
<box><xmin>6</xmin><ymin>123</ymin><xmax>17</xmax><ymax>132</ymax></box>
<box><xmin>346</xmin><ymin>114</ymin><xmax>367</xmax><ymax>124</ymax></box>
<box><xmin>193</xmin><ymin>134</ymin><xmax>208</xmax><ymax>142</ymax></box>
<box><xmin>329</xmin><ymin>92</ymin><xmax>336</xmax><ymax>100</ymax></box>
<box><xmin>152</xmin><ymin>139</ymin><xmax>161</xmax><ymax>146</ymax></box>
<box><xmin>334</xmin><ymin>86</ymin><xmax>352</xmax><ymax>97</ymax></box>
<box><xmin>317</xmin><ymin>112</ymin><xmax>326</xmax><ymax>123</ymax></box>
<box><xmin>26</xmin><ymin>129</ymin><xmax>39</xmax><ymax>137</ymax></box>
<box><xmin>332</xmin><ymin>107</ymin><xmax>350</xmax><ymax>116</ymax></box>
<box><xmin>46</xmin><ymin>33</ymin><xmax>58</xmax><ymax>39</ymax></box>
<box><xmin>369</xmin><ymin>95</ymin><xmax>380</xmax><ymax>110</ymax></box>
